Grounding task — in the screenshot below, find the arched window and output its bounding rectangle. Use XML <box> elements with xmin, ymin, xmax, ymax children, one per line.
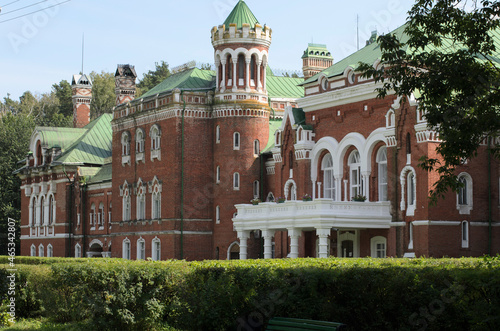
<box><xmin>152</xmin><ymin>185</ymin><xmax>161</xmax><ymax>220</ymax></box>
<box><xmin>227</xmin><ymin>55</ymin><xmax>233</xmax><ymax>83</ymax></box>
<box><xmin>75</xmin><ymin>244</ymin><xmax>81</xmax><ymax>258</ymax></box>
<box><xmin>216</xmin><ymin>205</ymin><xmax>220</xmax><ymax>224</ymax></box>
<box><xmin>349</xmin><ymin>150</ymin><xmax>362</xmax><ymax>199</ymax></box>
<box><xmin>462</xmin><ymin>221</ymin><xmax>469</xmax><ymax>248</ymax></box>
<box><xmin>233</xmin><ymin>173</ymin><xmax>240</xmax><ymax>190</ymax></box>
<box><xmin>152</xmin><ymin>237</ymin><xmax>161</xmax><ymax>261</ymax></box>
<box><xmin>275</xmin><ymin>130</ymin><xmax>282</xmax><ymax>147</ymax></box>
<box><xmin>31</xmin><ymin>244</ymin><xmax>36</xmax><ymax>256</ymax></box>
<box><xmin>122</xmin><ymin>132</ymin><xmax>131</xmax><ymax>156</ymax></box>
<box><xmin>47</xmin><ymin>244</ymin><xmax>53</xmax><ymax>257</ymax></box>
<box><xmin>36</xmin><ymin>141</ymin><xmax>43</xmax><ymax>166</ymax></box>
<box><xmin>122</xmin><ymin>238</ymin><xmax>131</xmax><ymax>260</ymax></box>
<box><xmin>48</xmin><ymin>195</ymin><xmax>55</xmax><ymax>225</ymax></box>
<box><xmin>150</xmin><ymin>125</ymin><xmax>161</xmax><ymax>151</ymax></box>
<box><xmin>136</xmin><ymin>129</ymin><xmax>145</xmax><ymax>153</ymax></box>
<box><xmin>250</xmin><ymin>55</ymin><xmax>257</xmax><ymax>85</ymax></box>
<box><xmin>457</xmin><ymin>173</ymin><xmax>473</xmax><ymax>214</ymax></box>
<box><xmin>98</xmin><ymin>202</ymin><xmax>105</xmax><ymax>226</ymax></box>
<box><xmin>90</xmin><ymin>203</ymin><xmax>96</xmax><ymax>227</ymax></box>
<box><xmin>407</xmin><ymin>172</ymin><xmax>416</xmax><ymax>215</ymax></box>
<box><xmin>29</xmin><ymin>195</ymin><xmax>37</xmax><ymax>227</ymax></box>
<box><xmin>137</xmin><ymin>184</ymin><xmax>146</xmax><ymax>220</ymax></box>
<box><xmin>253</xmin><ymin>180</ymin><xmax>260</xmax><ymax>198</ymax></box>
<box><xmin>322</xmin><ymin>153</ymin><xmax>335</xmax><ymax>200</ymax></box>
<box><xmin>238</xmin><ymin>54</ymin><xmax>245</xmax><ymax>83</ymax></box>
<box><xmin>254</xmin><ymin>140</ymin><xmax>260</xmax><ymax>156</ymax></box>
<box><xmin>123</xmin><ymin>190</ymin><xmax>131</xmax><ymax>221</ymax></box>
<box><xmin>377</xmin><ymin>147</ymin><xmax>388</xmax><ymax>201</ymax></box>
<box><xmin>137</xmin><ymin>238</ymin><xmax>146</xmax><ymax>260</ymax></box>
<box><xmin>216</xmin><ymin>125</ymin><xmax>220</xmax><ymax>144</ymax></box>
<box><xmin>108</xmin><ymin>202</ymin><xmax>112</xmax><ymax>225</ymax></box>
<box><xmin>40</xmin><ymin>196</ymin><xmax>45</xmax><ymax>226</ymax></box>
<box><xmin>38</xmin><ymin>244</ymin><xmax>44</xmax><ymax>257</ymax></box>
<box><xmin>233</xmin><ymin>132</ymin><xmax>240</xmax><ymax>150</ymax></box>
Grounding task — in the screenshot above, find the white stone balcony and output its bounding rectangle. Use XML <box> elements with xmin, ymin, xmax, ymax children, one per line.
<box><xmin>233</xmin><ymin>199</ymin><xmax>392</xmax><ymax>232</ymax></box>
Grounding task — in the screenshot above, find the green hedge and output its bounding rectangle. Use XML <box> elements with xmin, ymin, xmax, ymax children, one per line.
<box><xmin>1</xmin><ymin>257</ymin><xmax>500</xmax><ymax>330</ymax></box>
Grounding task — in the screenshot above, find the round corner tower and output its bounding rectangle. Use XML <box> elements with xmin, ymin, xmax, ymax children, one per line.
<box><xmin>211</xmin><ymin>0</ymin><xmax>272</xmax><ymax>259</ymax></box>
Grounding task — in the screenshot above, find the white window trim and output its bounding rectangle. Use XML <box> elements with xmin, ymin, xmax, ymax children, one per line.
<box><xmin>123</xmin><ymin>192</ymin><xmax>131</xmax><ymax>221</ymax></box>
<box><xmin>457</xmin><ymin>172</ymin><xmax>473</xmax><ymax>215</ymax></box>
<box><xmin>370</xmin><ymin>236</ymin><xmax>387</xmax><ymax>258</ymax></box>
<box><xmin>216</xmin><ymin>166</ymin><xmax>221</xmax><ymax>184</ymax></box>
<box><xmin>254</xmin><ymin>139</ymin><xmax>260</xmax><ymax>156</ymax></box>
<box><xmin>322</xmin><ymin>153</ymin><xmax>335</xmax><ymax>201</ymax></box>
<box><xmin>38</xmin><ymin>244</ymin><xmax>44</xmax><ymax>257</ymax></box>
<box><xmin>152</xmin><ymin>188</ymin><xmax>161</xmax><ymax>220</ymax></box>
<box><xmin>377</xmin><ymin>147</ymin><xmax>388</xmax><ymax>202</ymax></box>
<box><xmin>216</xmin><ymin>205</ymin><xmax>220</xmax><ymax>224</ymax></box>
<box><xmin>136</xmin><ymin>188</ymin><xmax>146</xmax><ymax>221</ymax></box>
<box><xmin>150</xmin><ymin>125</ymin><xmax>162</xmax><ymax>161</ymax></box>
<box><xmin>75</xmin><ymin>243</ymin><xmax>81</xmax><ymax>258</ymax></box>
<box><xmin>408</xmin><ymin>222</ymin><xmax>414</xmax><ymax>250</ymax></box>
<box><xmin>122</xmin><ymin>238</ymin><xmax>131</xmax><ymax>260</ymax></box>
<box><xmin>233</xmin><ymin>132</ymin><xmax>240</xmax><ymax>150</ymax></box>
<box><xmin>137</xmin><ymin>238</ymin><xmax>146</xmax><ymax>260</ymax></box>
<box><xmin>216</xmin><ymin>125</ymin><xmax>220</xmax><ymax>144</ymax></box>
<box><xmin>31</xmin><ymin>244</ymin><xmax>36</xmax><ymax>256</ymax></box>
<box><xmin>152</xmin><ymin>237</ymin><xmax>161</xmax><ymax>261</ymax></box>
<box><xmin>233</xmin><ymin>172</ymin><xmax>240</xmax><ymax>190</ymax></box>
<box><xmin>47</xmin><ymin>244</ymin><xmax>53</xmax><ymax>257</ymax></box>
<box><xmin>121</xmin><ymin>132</ymin><xmax>131</xmax><ymax>166</ymax></box>
<box><xmin>400</xmin><ymin>166</ymin><xmax>417</xmax><ymax>216</ymax></box>
<box><xmin>461</xmin><ymin>221</ymin><xmax>469</xmax><ymax>248</ymax></box>
<box><xmin>348</xmin><ymin>150</ymin><xmax>362</xmax><ymax>200</ymax></box>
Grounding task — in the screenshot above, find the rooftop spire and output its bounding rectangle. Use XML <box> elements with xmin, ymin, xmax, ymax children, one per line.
<box><xmin>223</xmin><ymin>0</ymin><xmax>259</xmax><ymax>30</ymax></box>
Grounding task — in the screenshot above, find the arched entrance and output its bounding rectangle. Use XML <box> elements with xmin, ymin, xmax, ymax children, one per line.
<box><xmin>87</xmin><ymin>239</ymin><xmax>104</xmax><ymax>258</ymax></box>
<box><xmin>227</xmin><ymin>241</ymin><xmax>240</xmax><ymax>260</ymax></box>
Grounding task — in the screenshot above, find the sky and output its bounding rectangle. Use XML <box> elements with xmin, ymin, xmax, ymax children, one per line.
<box><xmin>0</xmin><ymin>0</ymin><xmax>416</xmax><ymax>101</ymax></box>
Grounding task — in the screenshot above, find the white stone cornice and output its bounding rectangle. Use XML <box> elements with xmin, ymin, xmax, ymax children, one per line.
<box><xmin>298</xmin><ymin>81</ymin><xmax>387</xmax><ymax>112</ymax></box>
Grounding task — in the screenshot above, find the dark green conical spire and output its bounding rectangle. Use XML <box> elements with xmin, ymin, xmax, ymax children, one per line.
<box><xmin>223</xmin><ymin>0</ymin><xmax>259</xmax><ymax>30</ymax></box>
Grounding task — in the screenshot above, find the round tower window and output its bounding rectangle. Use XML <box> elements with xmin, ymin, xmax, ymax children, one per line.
<box><xmin>322</xmin><ymin>78</ymin><xmax>329</xmax><ymax>91</ymax></box>
<box><xmin>348</xmin><ymin>71</ymin><xmax>356</xmax><ymax>84</ymax></box>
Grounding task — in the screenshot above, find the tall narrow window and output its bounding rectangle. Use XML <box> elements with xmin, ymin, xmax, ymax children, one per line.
<box><xmin>151</xmin><ymin>125</ymin><xmax>161</xmax><ymax>151</ymax></box>
<box><xmin>253</xmin><ymin>180</ymin><xmax>260</xmax><ymax>198</ymax></box>
<box><xmin>322</xmin><ymin>153</ymin><xmax>336</xmax><ymax>200</ymax></box>
<box><xmin>39</xmin><ymin>244</ymin><xmax>44</xmax><ymax>257</ymax></box>
<box><xmin>407</xmin><ymin>172</ymin><xmax>416</xmax><ymax>211</ymax></box>
<box><xmin>406</xmin><ymin>133</ymin><xmax>411</xmax><ymax>155</ymax></box>
<box><xmin>238</xmin><ymin>54</ymin><xmax>245</xmax><ymax>82</ymax></box>
<box><xmin>122</xmin><ymin>132</ymin><xmax>130</xmax><ymax>156</ymax></box>
<box><xmin>108</xmin><ymin>202</ymin><xmax>112</xmax><ymax>225</ymax></box>
<box><xmin>254</xmin><ymin>140</ymin><xmax>260</xmax><ymax>156</ymax></box>
<box><xmin>462</xmin><ymin>221</ymin><xmax>469</xmax><ymax>248</ymax></box>
<box><xmin>216</xmin><ymin>166</ymin><xmax>221</xmax><ymax>183</ymax></box>
<box><xmin>137</xmin><ymin>238</ymin><xmax>146</xmax><ymax>260</ymax></box>
<box><xmin>349</xmin><ymin>150</ymin><xmax>362</xmax><ymax>199</ymax></box>
<box><xmin>233</xmin><ymin>132</ymin><xmax>240</xmax><ymax>150</ymax></box>
<box><xmin>40</xmin><ymin>196</ymin><xmax>45</xmax><ymax>226</ymax></box>
<box><xmin>227</xmin><ymin>55</ymin><xmax>233</xmax><ymax>82</ymax></box>
<box><xmin>457</xmin><ymin>173</ymin><xmax>473</xmax><ymax>214</ymax></box>
<box><xmin>136</xmin><ymin>129</ymin><xmax>145</xmax><ymax>153</ymax></box>
<box><xmin>75</xmin><ymin>244</ymin><xmax>81</xmax><ymax>258</ymax></box>
<box><xmin>123</xmin><ymin>191</ymin><xmax>131</xmax><ymax>221</ymax></box>
<box><xmin>408</xmin><ymin>222</ymin><xmax>414</xmax><ymax>250</ymax></box>
<box><xmin>152</xmin><ymin>186</ymin><xmax>161</xmax><ymax>220</ymax></box>
<box><xmin>216</xmin><ymin>125</ymin><xmax>220</xmax><ymax>144</ymax></box>
<box><xmin>90</xmin><ymin>203</ymin><xmax>96</xmax><ymax>227</ymax></box>
<box><xmin>377</xmin><ymin>147</ymin><xmax>388</xmax><ymax>201</ymax></box>
<box><xmin>152</xmin><ymin>238</ymin><xmax>161</xmax><ymax>261</ymax></box>
<box><xmin>250</xmin><ymin>55</ymin><xmax>256</xmax><ymax>85</ymax></box>
<box><xmin>137</xmin><ymin>185</ymin><xmax>146</xmax><ymax>220</ymax></box>
<box><xmin>47</xmin><ymin>244</ymin><xmax>53</xmax><ymax>258</ymax></box>
<box><xmin>48</xmin><ymin>195</ymin><xmax>55</xmax><ymax>225</ymax></box>
<box><xmin>233</xmin><ymin>173</ymin><xmax>240</xmax><ymax>190</ymax></box>
<box><xmin>216</xmin><ymin>205</ymin><xmax>220</xmax><ymax>224</ymax></box>
<box><xmin>31</xmin><ymin>244</ymin><xmax>36</xmax><ymax>257</ymax></box>
<box><xmin>98</xmin><ymin>202</ymin><xmax>104</xmax><ymax>226</ymax></box>
<box><xmin>122</xmin><ymin>239</ymin><xmax>131</xmax><ymax>260</ymax></box>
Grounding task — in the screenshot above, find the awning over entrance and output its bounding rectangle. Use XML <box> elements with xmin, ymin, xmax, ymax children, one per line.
<box><xmin>233</xmin><ymin>199</ymin><xmax>392</xmax><ymax>259</ymax></box>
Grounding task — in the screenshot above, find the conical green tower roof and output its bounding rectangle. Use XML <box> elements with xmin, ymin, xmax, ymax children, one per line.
<box><xmin>223</xmin><ymin>0</ymin><xmax>259</xmax><ymax>30</ymax></box>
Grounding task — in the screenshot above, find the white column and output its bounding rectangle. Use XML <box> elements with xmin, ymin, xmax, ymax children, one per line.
<box><xmin>262</xmin><ymin>229</ymin><xmax>274</xmax><ymax>259</ymax></box>
<box><xmin>343</xmin><ymin>180</ymin><xmax>349</xmax><ymax>201</ymax></box>
<box><xmin>317</xmin><ymin>182</ymin><xmax>322</xmax><ymax>199</ymax></box>
<box><xmin>237</xmin><ymin>230</ymin><xmax>250</xmax><ymax>260</ymax></box>
<box><xmin>245</xmin><ymin>58</ymin><xmax>251</xmax><ymax>92</ymax></box>
<box><xmin>257</xmin><ymin>61</ymin><xmax>262</xmax><ymax>92</ymax></box>
<box><xmin>362</xmin><ymin>172</ymin><xmax>370</xmax><ymax>201</ymax></box>
<box><xmin>335</xmin><ymin>177</ymin><xmax>342</xmax><ymax>201</ymax></box>
<box><xmin>263</xmin><ymin>62</ymin><xmax>268</xmax><ymax>92</ymax></box>
<box><xmin>288</xmin><ymin>228</ymin><xmax>302</xmax><ymax>258</ymax></box>
<box><xmin>220</xmin><ymin>60</ymin><xmax>226</xmax><ymax>91</ymax></box>
<box><xmin>317</xmin><ymin>228</ymin><xmax>330</xmax><ymax>258</ymax></box>
<box><xmin>215</xmin><ymin>61</ymin><xmax>220</xmax><ymax>90</ymax></box>
<box><xmin>232</xmin><ymin>59</ymin><xmax>238</xmax><ymax>92</ymax></box>
<box><xmin>312</xmin><ymin>180</ymin><xmax>316</xmax><ymax>200</ymax></box>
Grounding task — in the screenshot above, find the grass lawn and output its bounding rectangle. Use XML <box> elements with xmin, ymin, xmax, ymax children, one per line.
<box><xmin>1</xmin><ymin>318</ymin><xmax>180</xmax><ymax>330</ymax></box>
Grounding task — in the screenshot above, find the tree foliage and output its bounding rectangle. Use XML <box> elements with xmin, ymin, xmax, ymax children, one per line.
<box><xmin>89</xmin><ymin>71</ymin><xmax>116</xmax><ymax>119</ymax></box>
<box><xmin>137</xmin><ymin>61</ymin><xmax>171</xmax><ymax>96</ymax></box>
<box><xmin>358</xmin><ymin>0</ymin><xmax>500</xmax><ymax>202</ymax></box>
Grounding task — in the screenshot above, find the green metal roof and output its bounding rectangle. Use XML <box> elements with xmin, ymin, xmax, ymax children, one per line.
<box><xmin>140</xmin><ymin>68</ymin><xmax>216</xmax><ymax>99</ymax></box>
<box><xmin>55</xmin><ymin>114</ymin><xmax>113</xmax><ymax>165</ymax></box>
<box><xmin>267</xmin><ymin>76</ymin><xmax>304</xmax><ymax>99</ymax></box>
<box><xmin>302</xmin><ymin>43</ymin><xmax>333</xmax><ymax>59</ymax></box>
<box><xmin>262</xmin><ymin>119</ymin><xmax>282</xmax><ymax>154</ymax></box>
<box><xmin>223</xmin><ymin>0</ymin><xmax>259</xmax><ymax>30</ymax></box>
<box><xmin>302</xmin><ymin>24</ymin><xmax>409</xmax><ymax>85</ymax></box>
<box><xmin>87</xmin><ymin>163</ymin><xmax>112</xmax><ymax>184</ymax></box>
<box><xmin>36</xmin><ymin>126</ymin><xmax>86</xmax><ymax>152</ymax></box>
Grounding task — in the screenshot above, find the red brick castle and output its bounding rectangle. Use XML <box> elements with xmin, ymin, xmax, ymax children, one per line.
<box><xmin>17</xmin><ymin>1</ymin><xmax>499</xmax><ymax>260</ymax></box>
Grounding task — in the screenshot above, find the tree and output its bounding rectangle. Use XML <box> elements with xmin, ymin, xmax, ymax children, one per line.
<box><xmin>137</xmin><ymin>61</ymin><xmax>171</xmax><ymax>96</ymax></box>
<box><xmin>52</xmin><ymin>80</ymin><xmax>73</xmax><ymax>118</ymax></box>
<box><xmin>358</xmin><ymin>0</ymin><xmax>500</xmax><ymax>202</ymax></box>
<box><xmin>89</xmin><ymin>71</ymin><xmax>116</xmax><ymax>119</ymax></box>
<box><xmin>0</xmin><ymin>113</ymin><xmax>35</xmax><ymax>255</ymax></box>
